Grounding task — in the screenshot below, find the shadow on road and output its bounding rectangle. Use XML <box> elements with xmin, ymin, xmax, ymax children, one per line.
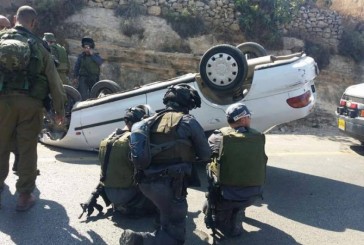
<box><xmin>265</xmin><ymin>166</ymin><xmax>364</xmax><ymax>233</ymax></box>
<box><xmin>349</xmin><ymin>145</ymin><xmax>364</xmax><ymax>156</ymax></box>
<box><xmin>0</xmin><ymin>188</ymin><xmax>107</xmax><ymax>245</ymax></box>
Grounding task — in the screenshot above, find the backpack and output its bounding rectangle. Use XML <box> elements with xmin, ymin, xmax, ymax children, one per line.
<box><xmin>129</xmin><ymin>113</ymin><xmax>161</xmax><ymax>170</ymax></box>
<box><xmin>0</xmin><ymin>32</ymin><xmax>31</xmax><ymax>72</ymax></box>
<box><xmin>99</xmin><ymin>129</ymin><xmax>135</xmax><ymax>188</ymax></box>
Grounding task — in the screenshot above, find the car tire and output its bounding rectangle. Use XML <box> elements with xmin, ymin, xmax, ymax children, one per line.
<box><xmin>63</xmin><ymin>85</ymin><xmax>81</xmax><ymax>114</ymax></box>
<box><xmin>236</xmin><ymin>42</ymin><xmax>268</xmax><ymax>59</ymax></box>
<box><xmin>199</xmin><ymin>44</ymin><xmax>248</xmax><ymax>92</ymax></box>
<box><xmin>90</xmin><ymin>80</ymin><xmax>122</xmax><ymax>98</ymax></box>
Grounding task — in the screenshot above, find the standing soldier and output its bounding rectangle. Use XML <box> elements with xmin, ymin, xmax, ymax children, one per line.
<box><xmin>203</xmin><ymin>103</ymin><xmax>268</xmax><ymax>241</ymax></box>
<box><xmin>43</xmin><ymin>32</ymin><xmax>71</xmax><ymax>85</ymax></box>
<box><xmin>73</xmin><ymin>36</ymin><xmax>103</xmax><ymax>101</ymax></box>
<box><xmin>120</xmin><ymin>84</ymin><xmax>211</xmax><ymax>245</ymax></box>
<box><xmin>0</xmin><ymin>5</ymin><xmax>66</xmax><ymax>211</ymax></box>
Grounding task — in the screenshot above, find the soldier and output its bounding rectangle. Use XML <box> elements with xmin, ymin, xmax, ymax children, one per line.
<box><xmin>43</xmin><ymin>32</ymin><xmax>71</xmax><ymax>85</ymax></box>
<box><xmin>120</xmin><ymin>84</ymin><xmax>211</xmax><ymax>245</ymax></box>
<box><xmin>203</xmin><ymin>103</ymin><xmax>268</xmax><ymax>241</ymax></box>
<box><xmin>80</xmin><ymin>105</ymin><xmax>157</xmax><ymax>219</ymax></box>
<box><xmin>0</xmin><ymin>15</ymin><xmax>11</xmax><ymax>30</ymax></box>
<box><xmin>73</xmin><ymin>36</ymin><xmax>103</xmax><ymax>101</ymax></box>
<box><xmin>0</xmin><ymin>5</ymin><xmax>66</xmax><ymax>211</ymax></box>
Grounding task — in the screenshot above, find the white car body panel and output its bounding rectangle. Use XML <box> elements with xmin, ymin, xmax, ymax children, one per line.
<box><xmin>39</xmin><ymin>55</ymin><xmax>318</xmax><ymax>151</ymax></box>
<box><xmin>345</xmin><ymin>83</ymin><xmax>364</xmax><ymax>97</ymax></box>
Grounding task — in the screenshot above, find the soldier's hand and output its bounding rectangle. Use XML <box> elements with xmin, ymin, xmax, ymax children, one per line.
<box><xmin>54</xmin><ymin>115</ymin><xmax>65</xmax><ymax>126</ymax></box>
<box><xmin>72</xmin><ymin>79</ymin><xmax>78</xmax><ymax>88</ymax></box>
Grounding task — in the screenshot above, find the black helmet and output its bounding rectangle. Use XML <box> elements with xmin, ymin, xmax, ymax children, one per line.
<box><xmin>124</xmin><ymin>105</ymin><xmax>150</xmax><ymax>123</ymax></box>
<box><xmin>81</xmin><ymin>36</ymin><xmax>95</xmax><ymax>49</ymax></box>
<box><xmin>163</xmin><ymin>84</ymin><xmax>201</xmax><ymax>110</ymax></box>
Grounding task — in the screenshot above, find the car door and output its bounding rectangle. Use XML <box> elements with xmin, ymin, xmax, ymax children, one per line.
<box><xmin>79</xmin><ymin>92</ymin><xmax>147</xmax><ymax>150</ymax></box>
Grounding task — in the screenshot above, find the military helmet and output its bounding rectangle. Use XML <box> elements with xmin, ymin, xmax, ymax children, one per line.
<box><xmin>43</xmin><ymin>33</ymin><xmax>56</xmax><ymax>42</ymax></box>
<box><xmin>81</xmin><ymin>36</ymin><xmax>95</xmax><ymax>49</ymax></box>
<box><xmin>124</xmin><ymin>105</ymin><xmax>150</xmax><ymax>124</ymax></box>
<box><xmin>226</xmin><ymin>102</ymin><xmax>251</xmax><ymax>123</ymax></box>
<box><xmin>163</xmin><ymin>84</ymin><xmax>201</xmax><ymax>110</ymax></box>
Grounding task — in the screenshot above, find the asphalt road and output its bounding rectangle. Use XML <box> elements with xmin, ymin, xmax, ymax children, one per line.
<box><xmin>0</xmin><ymin>132</ymin><xmax>363</xmax><ymax>245</ymax></box>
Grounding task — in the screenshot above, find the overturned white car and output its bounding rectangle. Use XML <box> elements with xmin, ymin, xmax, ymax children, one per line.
<box><xmin>40</xmin><ymin>43</ymin><xmax>319</xmax><ymax>151</ymax></box>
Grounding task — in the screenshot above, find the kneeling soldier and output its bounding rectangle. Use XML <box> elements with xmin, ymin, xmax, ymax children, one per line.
<box><xmin>79</xmin><ymin>105</ymin><xmax>156</xmax><ymax>219</ymax></box>
<box><xmin>204</xmin><ymin>103</ymin><xmax>268</xmax><ymax>241</ymax></box>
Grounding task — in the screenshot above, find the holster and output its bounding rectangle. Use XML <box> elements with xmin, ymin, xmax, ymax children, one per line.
<box><xmin>171</xmin><ymin>172</ymin><xmax>186</xmax><ymax>200</ymax></box>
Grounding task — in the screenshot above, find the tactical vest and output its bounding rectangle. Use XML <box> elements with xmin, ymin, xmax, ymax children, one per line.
<box><xmin>209</xmin><ymin>127</ymin><xmax>268</xmax><ymax>187</ymax></box>
<box><xmin>0</xmin><ymin>28</ymin><xmax>49</xmax><ymax>100</ymax></box>
<box><xmin>150</xmin><ymin>112</ymin><xmax>195</xmax><ymax>165</ymax></box>
<box><xmin>79</xmin><ymin>55</ymin><xmax>100</xmax><ymax>77</ymax></box>
<box><xmin>98</xmin><ymin>130</ymin><xmax>135</xmax><ymax>188</ymax></box>
<box><xmin>50</xmin><ymin>44</ymin><xmax>69</xmax><ymax>72</ymax></box>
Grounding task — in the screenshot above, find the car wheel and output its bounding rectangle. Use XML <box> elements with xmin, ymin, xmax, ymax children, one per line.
<box><xmin>236</xmin><ymin>42</ymin><xmax>268</xmax><ymax>59</ymax></box>
<box><xmin>90</xmin><ymin>80</ymin><xmax>122</xmax><ymax>98</ymax></box>
<box><xmin>63</xmin><ymin>85</ymin><xmax>81</xmax><ymax>114</ymax></box>
<box><xmin>199</xmin><ymin>44</ymin><xmax>248</xmax><ymax>92</ymax></box>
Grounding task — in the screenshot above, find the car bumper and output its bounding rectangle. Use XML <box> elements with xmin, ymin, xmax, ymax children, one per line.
<box><xmin>336</xmin><ymin>114</ymin><xmax>364</xmax><ymax>142</ymax></box>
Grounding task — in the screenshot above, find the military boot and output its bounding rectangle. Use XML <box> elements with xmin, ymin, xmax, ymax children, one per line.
<box><xmin>229</xmin><ymin>209</ymin><xmax>244</xmax><ymax>237</ymax></box>
<box><xmin>120</xmin><ymin>230</ymin><xmax>144</xmax><ymax>245</ymax></box>
<box><xmin>16</xmin><ymin>193</ymin><xmax>36</xmax><ymax>212</ymax></box>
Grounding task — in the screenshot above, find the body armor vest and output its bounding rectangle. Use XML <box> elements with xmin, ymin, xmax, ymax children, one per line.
<box><xmin>150</xmin><ymin>112</ymin><xmax>195</xmax><ymax>165</ymax></box>
<box><xmin>209</xmin><ymin>127</ymin><xmax>268</xmax><ymax>187</ymax></box>
<box><xmin>79</xmin><ymin>55</ymin><xmax>100</xmax><ymax>77</ymax></box>
<box><xmin>98</xmin><ymin>131</ymin><xmax>135</xmax><ymax>188</ymax></box>
<box><xmin>50</xmin><ymin>44</ymin><xmax>69</xmax><ymax>72</ymax></box>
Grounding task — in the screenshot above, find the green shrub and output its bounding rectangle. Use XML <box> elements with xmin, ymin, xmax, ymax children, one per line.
<box><xmin>33</xmin><ymin>0</ymin><xmax>85</xmax><ymax>35</ymax></box>
<box><xmin>234</xmin><ymin>0</ymin><xmax>306</xmax><ymax>49</ymax></box>
<box><xmin>114</xmin><ymin>1</ymin><xmax>145</xmax><ymax>18</ymax></box>
<box><xmin>304</xmin><ymin>40</ymin><xmax>331</xmax><ymax>69</ymax></box>
<box><xmin>115</xmin><ymin>1</ymin><xmax>145</xmax><ymax>38</ymax></box>
<box><xmin>163</xmin><ymin>11</ymin><xmax>206</xmax><ymax>39</ymax></box>
<box><xmin>338</xmin><ymin>29</ymin><xmax>364</xmax><ymax>63</ymax></box>
<box><xmin>120</xmin><ymin>19</ymin><xmax>145</xmax><ymax>38</ymax></box>
<box><xmin>159</xmin><ymin>40</ymin><xmax>192</xmax><ymax>53</ymax></box>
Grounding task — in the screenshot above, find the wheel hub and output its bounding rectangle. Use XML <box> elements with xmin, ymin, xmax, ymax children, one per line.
<box><xmin>206</xmin><ymin>53</ymin><xmax>238</xmax><ymax>87</ymax></box>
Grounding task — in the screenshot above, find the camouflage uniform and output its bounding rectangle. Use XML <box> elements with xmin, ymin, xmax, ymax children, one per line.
<box><xmin>43</xmin><ymin>33</ymin><xmax>71</xmax><ymax>85</ymax></box>
<box><xmin>0</xmin><ymin>25</ymin><xmax>66</xmax><ymax>199</ymax></box>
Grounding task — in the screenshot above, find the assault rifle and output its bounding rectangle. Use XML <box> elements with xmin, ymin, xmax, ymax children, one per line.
<box><xmin>79</xmin><ymin>183</ymin><xmax>111</xmax><ymax>219</ymax></box>
<box><xmin>204</xmin><ymin>169</ymin><xmax>219</xmax><ymax>245</ymax></box>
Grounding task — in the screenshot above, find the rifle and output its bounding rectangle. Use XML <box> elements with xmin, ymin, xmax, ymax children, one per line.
<box><xmin>204</xmin><ymin>168</ymin><xmax>219</xmax><ymax>245</ymax></box>
<box><xmin>79</xmin><ymin>183</ymin><xmax>111</xmax><ymax>219</ymax></box>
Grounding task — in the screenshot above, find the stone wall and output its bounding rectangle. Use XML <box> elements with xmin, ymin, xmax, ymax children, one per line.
<box><xmin>86</xmin><ymin>0</ymin><xmax>344</xmax><ymax>50</ymax></box>
<box><xmin>283</xmin><ymin>6</ymin><xmax>343</xmax><ymax>50</ymax></box>
<box><xmin>87</xmin><ymin>0</ymin><xmax>241</xmax><ymax>31</ymax></box>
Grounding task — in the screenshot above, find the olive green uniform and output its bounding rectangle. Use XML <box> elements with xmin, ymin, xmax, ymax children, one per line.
<box><xmin>0</xmin><ymin>25</ymin><xmax>66</xmax><ymax>194</ymax></box>
<box><xmin>49</xmin><ymin>43</ymin><xmax>70</xmax><ymax>85</ymax></box>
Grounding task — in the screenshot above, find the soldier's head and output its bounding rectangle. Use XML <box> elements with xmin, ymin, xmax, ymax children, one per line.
<box><xmin>226</xmin><ymin>103</ymin><xmax>251</xmax><ymax>128</ymax></box>
<box><xmin>81</xmin><ymin>37</ymin><xmax>95</xmax><ymax>54</ymax></box>
<box><xmin>43</xmin><ymin>32</ymin><xmax>56</xmax><ymax>45</ymax></box>
<box><xmin>15</xmin><ymin>6</ymin><xmax>38</xmax><ymax>31</ymax></box>
<box><xmin>163</xmin><ymin>84</ymin><xmax>201</xmax><ymax>113</ymax></box>
<box><xmin>124</xmin><ymin>105</ymin><xmax>151</xmax><ymax>129</ymax></box>
<box><xmin>0</xmin><ymin>15</ymin><xmax>11</xmax><ymax>30</ymax></box>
